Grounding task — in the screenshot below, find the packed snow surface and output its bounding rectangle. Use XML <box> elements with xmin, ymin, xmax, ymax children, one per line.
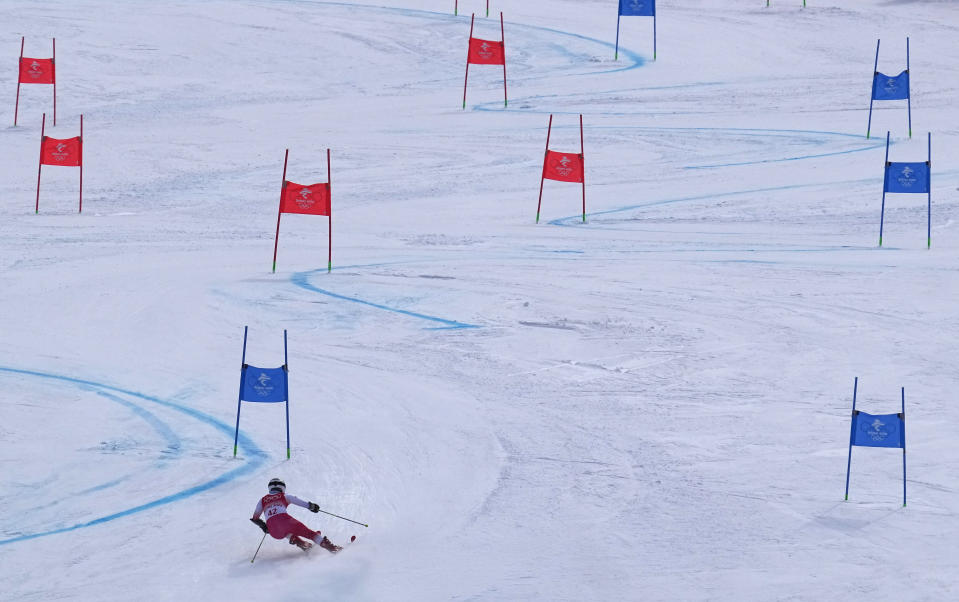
<box><xmin>2</xmin><ymin>0</ymin><xmax>959</xmax><ymax>600</ymax></box>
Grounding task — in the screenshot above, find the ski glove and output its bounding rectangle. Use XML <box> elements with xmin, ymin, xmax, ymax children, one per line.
<box><xmin>308</xmin><ymin>502</ymin><xmax>319</xmax><ymax>513</ymax></box>
<box><xmin>251</xmin><ymin>518</ymin><xmax>269</xmax><ymax>533</ymax></box>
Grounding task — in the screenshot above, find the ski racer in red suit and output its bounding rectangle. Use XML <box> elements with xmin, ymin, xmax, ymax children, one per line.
<box><xmin>250</xmin><ymin>478</ymin><xmax>342</xmax><ymax>553</ymax></box>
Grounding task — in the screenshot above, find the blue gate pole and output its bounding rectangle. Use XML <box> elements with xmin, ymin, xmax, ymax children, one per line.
<box><xmin>233</xmin><ymin>326</ymin><xmax>249</xmax><ymax>457</ymax></box>
<box><xmin>906</xmin><ymin>38</ymin><xmax>912</xmax><ymax>139</ymax></box>
<box><xmin>927</xmin><ymin>133</ymin><xmax>931</xmax><ymax>249</ymax></box>
<box><xmin>284</xmin><ymin>329</ymin><xmax>291</xmax><ymax>459</ymax></box>
<box><xmin>845</xmin><ymin>376</ymin><xmax>858</xmax><ymax>500</ymax></box>
<box><xmin>867</xmin><ymin>39</ymin><xmax>879</xmax><ymax>138</ymax></box>
<box><xmin>879</xmin><ymin>132</ymin><xmax>890</xmax><ymax>246</ymax></box>
<box><xmin>614</xmin><ymin>11</ymin><xmax>621</xmax><ymax>60</ymax></box>
<box><xmin>901</xmin><ymin>387</ymin><xmax>907</xmax><ymax>506</ymax></box>
<box><xmin>653</xmin><ymin>9</ymin><xmax>657</xmax><ymax>60</ymax></box>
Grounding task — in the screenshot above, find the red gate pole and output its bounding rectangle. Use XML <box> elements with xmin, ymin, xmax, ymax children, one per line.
<box><xmin>500</xmin><ymin>12</ymin><xmax>507</xmax><ymax>107</ymax></box>
<box><xmin>326</xmin><ymin>148</ymin><xmax>332</xmax><ymax>273</ymax></box>
<box><xmin>36</xmin><ymin>113</ymin><xmax>46</xmax><ymax>213</ymax></box>
<box><xmin>78</xmin><ymin>114</ymin><xmax>83</xmax><ymax>213</ymax></box>
<box><xmin>52</xmin><ymin>38</ymin><xmax>56</xmax><ymax>126</ymax></box>
<box><xmin>579</xmin><ymin>114</ymin><xmax>585</xmax><ymax>223</ymax></box>
<box><xmin>536</xmin><ymin>114</ymin><xmax>552</xmax><ymax>223</ymax></box>
<box><xmin>462</xmin><ymin>14</ymin><xmax>474</xmax><ymax>109</ymax></box>
<box><xmin>272</xmin><ymin>149</ymin><xmax>289</xmax><ymax>273</ymax></box>
<box><xmin>14</xmin><ymin>37</ymin><xmax>24</xmax><ymax>126</ymax></box>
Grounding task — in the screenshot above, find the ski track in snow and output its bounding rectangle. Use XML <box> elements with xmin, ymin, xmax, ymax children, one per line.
<box><xmin>290</xmin><ymin>268</ymin><xmax>479</xmax><ymax>329</ymax></box>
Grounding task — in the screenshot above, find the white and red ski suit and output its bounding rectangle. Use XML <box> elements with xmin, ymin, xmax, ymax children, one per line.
<box><xmin>252</xmin><ymin>492</ymin><xmax>323</xmax><ymax>544</ymax></box>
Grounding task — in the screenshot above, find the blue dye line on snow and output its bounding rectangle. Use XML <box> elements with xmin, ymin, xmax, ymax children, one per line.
<box><xmin>25</xmin><ymin>388</ymin><xmax>185</xmax><ymax>513</ymax></box>
<box><xmin>0</xmin><ymin>366</ymin><xmax>267</xmax><ymax>546</ymax></box>
<box><xmin>684</xmin><ymin>138</ymin><xmax>888</xmax><ymax>169</ymax></box>
<box><xmin>547</xmin><ymin>180</ymin><xmax>863</xmax><ymax>227</ymax></box>
<box><xmin>41</xmin><ymin>390</ymin><xmax>184</xmax><ymax>504</ymax></box>
<box><xmin>95</xmin><ymin>390</ymin><xmax>182</xmax><ymax>457</ymax></box>
<box><xmin>547</xmin><ymin>166</ymin><xmax>959</xmax><ymax>229</ymax></box>
<box><xmin>701</xmin><ymin>259</ymin><xmax>781</xmax><ymax>265</ymax></box>
<box><xmin>467</xmin><ymin>119</ymin><xmax>886</xmax><ymax>169</ymax></box>
<box><xmin>474</xmin><ymin>82</ymin><xmax>729</xmax><ymax>114</ymax></box>
<box><xmin>74</xmin><ymin>476</ymin><xmax>136</xmax><ymax>496</ymax></box>
<box><xmin>291</xmin><ymin>269</ymin><xmax>479</xmax><ymax>330</ymax></box>
<box><xmin>276</xmin><ymin>4</ymin><xmax>887</xmax><ymax>222</ymax></box>
<box><xmin>601</xmin><ymin>126</ymin><xmax>885</xmax><ymax>169</ymax></box>
<box><xmin>278</xmin><ymin>1</ymin><xmax>645</xmax><ymax>75</ymax></box>
<box><xmin>501</xmin><ymin>21</ymin><xmax>645</xmax><ymax>76</ymax></box>
<box><xmin>2</xmin><ymin>465</ymin><xmax>258</xmax><ymax>546</ymax></box>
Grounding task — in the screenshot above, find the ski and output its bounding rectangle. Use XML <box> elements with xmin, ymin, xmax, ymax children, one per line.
<box><xmin>324</xmin><ymin>534</ymin><xmax>355</xmax><ymax>554</ymax></box>
<box><xmin>291</xmin><ymin>537</ymin><xmax>312</xmax><ymax>552</ymax></box>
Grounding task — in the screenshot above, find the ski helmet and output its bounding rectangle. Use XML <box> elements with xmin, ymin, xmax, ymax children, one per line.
<box><xmin>268</xmin><ymin>478</ymin><xmax>286</xmax><ymax>494</ymax></box>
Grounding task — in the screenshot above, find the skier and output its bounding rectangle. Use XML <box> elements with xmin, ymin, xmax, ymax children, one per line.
<box><xmin>250</xmin><ymin>477</ymin><xmax>342</xmax><ymax>553</ymax></box>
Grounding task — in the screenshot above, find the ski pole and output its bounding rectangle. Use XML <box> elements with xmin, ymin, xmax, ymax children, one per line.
<box><xmin>250</xmin><ymin>532</ymin><xmax>267</xmax><ymax>563</ymax></box>
<box><xmin>317</xmin><ymin>507</ymin><xmax>369</xmax><ymax>527</ymax></box>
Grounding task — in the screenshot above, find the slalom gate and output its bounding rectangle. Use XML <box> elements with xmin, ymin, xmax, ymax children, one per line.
<box><xmin>463</xmin><ymin>12</ymin><xmax>507</xmax><ymax>108</ymax></box>
<box><xmin>536</xmin><ymin>114</ymin><xmax>586</xmax><ymax>224</ymax></box>
<box><xmin>867</xmin><ymin>38</ymin><xmax>913</xmax><ymax>139</ymax></box>
<box><xmin>36</xmin><ymin>112</ymin><xmax>83</xmax><ymax>213</ymax></box>
<box><xmin>844</xmin><ymin>377</ymin><xmax>907</xmax><ymax>506</ymax></box>
<box><xmin>273</xmin><ymin>148</ymin><xmax>333</xmax><ymax>273</ymax></box>
<box><xmin>14</xmin><ymin>37</ymin><xmax>56</xmax><ymax>126</ymax></box>
<box><xmin>233</xmin><ymin>327</ymin><xmax>293</xmax><ymax>459</ymax></box>
<box><xmin>878</xmin><ymin>132</ymin><xmax>931</xmax><ymax>248</ymax></box>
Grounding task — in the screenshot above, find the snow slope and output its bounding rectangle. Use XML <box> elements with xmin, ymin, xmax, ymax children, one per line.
<box><xmin>2</xmin><ymin>0</ymin><xmax>959</xmax><ymax>599</ymax></box>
